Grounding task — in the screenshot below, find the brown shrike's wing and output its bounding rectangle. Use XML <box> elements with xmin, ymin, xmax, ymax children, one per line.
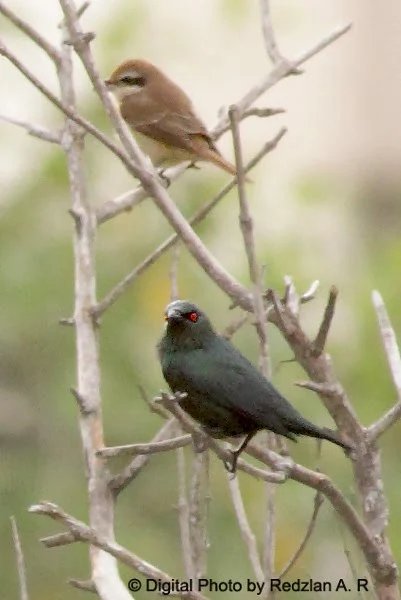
<box><xmin>120</xmin><ymin>92</ymin><xmax>237</xmax><ymax>175</ymax></box>
<box><xmin>121</xmin><ymin>93</ymin><xmax>214</xmax><ymax>151</ymax></box>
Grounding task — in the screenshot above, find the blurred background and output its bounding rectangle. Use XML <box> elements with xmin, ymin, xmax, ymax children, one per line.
<box><xmin>1</xmin><ymin>0</ymin><xmax>400</xmax><ymax>598</ymax></box>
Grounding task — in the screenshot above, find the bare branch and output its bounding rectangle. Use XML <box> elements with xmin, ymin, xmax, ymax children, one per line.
<box><xmin>278</xmin><ymin>491</ymin><xmax>324</xmax><ymax>578</ymax></box>
<box><xmin>29</xmin><ymin>502</ymin><xmax>210</xmax><ymax>600</ymax></box>
<box><xmin>217</xmin><ymin>106</ymin><xmax>284</xmax><ymax>137</ymax></box>
<box><xmin>10</xmin><ymin>517</ymin><xmax>29</xmax><ymax>600</ymax></box>
<box><xmin>176</xmin><ymin>435</ymin><xmax>195</xmax><ymax>579</ymax></box>
<box><xmin>367</xmin><ymin>291</ymin><xmax>401</xmax><ymax>441</ymax></box>
<box><xmin>226</xmin><ymin>475</ymin><xmax>264</xmax><ymax>581</ymax></box>
<box><xmin>97</xmin><ymin>127</ymin><xmax>285</xmax><ymax>226</ymax></box>
<box><xmin>0</xmin><ymin>44</ymin><xmax>137</xmax><ymax>170</ymax></box>
<box><xmin>110</xmin><ymin>418</ymin><xmax>177</xmax><ymax>495</ymax></box>
<box><xmin>221</xmin><ymin>312</ymin><xmax>249</xmax><ymax>340</ymax></box>
<box><xmin>258</xmin><ymin>0</ymin><xmax>284</xmax><ymax>64</ymax></box>
<box><xmin>262</xmin><ymin>460</ymin><xmax>276</xmax><ymax>593</ymax></box>
<box><xmin>228</xmin><ymin>23</ymin><xmax>352</xmax><ymax>123</ymax></box>
<box><xmin>68</xmin><ymin>579</ymin><xmax>97</xmax><ymax>594</ymax></box>
<box><xmin>188</xmin><ymin>450</ymin><xmax>209</xmax><ymax>579</ymax></box>
<box><xmin>55</xmin><ymin>13</ymin><xmax>131</xmax><ymax>598</ymax></box>
<box><xmin>300</xmin><ymin>279</ymin><xmax>320</xmax><ymax>303</ymax></box>
<box><xmin>312</xmin><ymin>285</ymin><xmax>338</xmax><ymax>357</ymax></box>
<box><xmin>155</xmin><ymin>392</ymin><xmax>287</xmax><ymax>484</ymax></box>
<box><xmin>245</xmin><ymin>441</ymin><xmax>399</xmax><ymax>591</ymax></box>
<box><xmin>169</xmin><ymin>243</ymin><xmax>180</xmax><ymax>302</ymax></box>
<box><xmin>295</xmin><ymin>380</ymin><xmax>339</xmax><ymax>395</ymax></box>
<box><xmin>94</xmin><ymin>131</ymin><xmax>286</xmax><ymax>318</ymax></box>
<box><xmin>40</xmin><ymin>532</ymin><xmax>76</xmax><ymax>548</ymax></box>
<box><xmin>230</xmin><ymin>105</ymin><xmax>270</xmax><ymax>375</ymax></box>
<box><xmin>0</xmin><ymin>113</ymin><xmax>61</xmax><ymax>144</ymax></box>
<box><xmin>98</xmin><ymin>434</ymin><xmax>191</xmax><ymax>458</ymax></box>
<box><xmin>0</xmin><ymin>1</ymin><xmax>60</xmax><ymax>63</ymax></box>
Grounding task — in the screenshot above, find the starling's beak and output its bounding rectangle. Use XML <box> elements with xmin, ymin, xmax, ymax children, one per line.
<box><xmin>166</xmin><ymin>308</ymin><xmax>182</xmax><ymax>322</ymax></box>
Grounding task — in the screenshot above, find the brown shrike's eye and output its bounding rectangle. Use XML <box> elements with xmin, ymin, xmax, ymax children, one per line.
<box><xmin>120</xmin><ymin>75</ymin><xmax>146</xmax><ymax>87</ymax></box>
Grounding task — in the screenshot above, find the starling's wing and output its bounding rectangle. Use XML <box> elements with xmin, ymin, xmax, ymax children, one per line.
<box><xmin>163</xmin><ymin>336</ymin><xmax>303</xmax><ymax>439</ymax></box>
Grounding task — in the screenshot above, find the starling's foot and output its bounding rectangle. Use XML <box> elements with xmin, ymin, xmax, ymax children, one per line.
<box><xmin>224</xmin><ymin>449</ymin><xmax>239</xmax><ymax>475</ymax></box>
<box><xmin>158</xmin><ymin>168</ymin><xmax>171</xmax><ymax>187</ymax></box>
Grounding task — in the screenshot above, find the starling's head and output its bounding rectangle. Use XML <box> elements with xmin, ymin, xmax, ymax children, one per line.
<box><xmin>163</xmin><ymin>300</ymin><xmax>215</xmax><ymax>348</ymax></box>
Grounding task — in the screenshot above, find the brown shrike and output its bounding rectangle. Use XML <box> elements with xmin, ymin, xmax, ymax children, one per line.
<box><xmin>105</xmin><ymin>59</ymin><xmax>238</xmax><ymax>176</ymax></box>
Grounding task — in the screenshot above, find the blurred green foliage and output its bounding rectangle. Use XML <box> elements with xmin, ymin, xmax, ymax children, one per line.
<box><xmin>1</xmin><ymin>2</ymin><xmax>400</xmax><ymax>599</ymax></box>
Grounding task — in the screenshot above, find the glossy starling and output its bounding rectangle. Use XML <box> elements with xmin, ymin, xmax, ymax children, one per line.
<box><xmin>158</xmin><ymin>300</ymin><xmax>352</xmax><ymax>472</ymax></box>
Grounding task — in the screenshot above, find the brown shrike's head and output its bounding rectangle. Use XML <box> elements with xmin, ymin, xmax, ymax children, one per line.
<box><xmin>105</xmin><ymin>59</ymin><xmax>168</xmax><ymax>101</ymax></box>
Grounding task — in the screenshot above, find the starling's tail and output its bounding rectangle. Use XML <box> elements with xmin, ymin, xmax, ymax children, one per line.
<box><xmin>319</xmin><ymin>427</ymin><xmax>353</xmax><ymax>453</ymax></box>
<box><xmin>291</xmin><ymin>417</ymin><xmax>353</xmax><ymax>452</ymax></box>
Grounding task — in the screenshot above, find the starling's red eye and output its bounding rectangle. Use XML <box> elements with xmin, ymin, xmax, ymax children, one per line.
<box><xmin>188</xmin><ymin>311</ymin><xmax>198</xmax><ymax>323</ymax></box>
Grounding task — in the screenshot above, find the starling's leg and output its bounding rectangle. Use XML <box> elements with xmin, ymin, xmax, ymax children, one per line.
<box><xmin>225</xmin><ymin>432</ymin><xmax>256</xmax><ymax>474</ymax></box>
<box><xmin>187</xmin><ymin>161</ymin><xmax>201</xmax><ymax>170</ymax></box>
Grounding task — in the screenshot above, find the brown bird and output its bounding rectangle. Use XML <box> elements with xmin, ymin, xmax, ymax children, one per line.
<box><xmin>105</xmin><ymin>59</ymin><xmax>238</xmax><ymax>176</ymax></box>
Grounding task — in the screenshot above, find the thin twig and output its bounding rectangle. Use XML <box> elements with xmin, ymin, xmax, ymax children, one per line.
<box><xmin>338</xmin><ymin>522</ymin><xmax>369</xmax><ymax>600</ymax></box>
<box><xmin>300</xmin><ymin>279</ymin><xmax>320</xmax><ymax>304</ymax></box>
<box><xmin>226</xmin><ymin>475</ymin><xmax>264</xmax><ymax>581</ymax></box>
<box><xmin>170</xmin><ymin>243</ymin><xmax>180</xmax><ymax>302</ymax></box>
<box><xmin>97</xmin><ymin>434</ymin><xmax>191</xmax><ymax>458</ymax></box>
<box><xmin>94</xmin><ymin>131</ymin><xmax>286</xmax><ymax>318</ymax></box>
<box><xmin>229</xmin><ymin>105</ymin><xmax>270</xmax><ymax>375</ymax></box>
<box><xmin>217</xmin><ymin>106</ymin><xmax>284</xmax><ymax>137</ymax></box>
<box><xmin>259</xmin><ymin>0</ymin><xmax>284</xmax><ymax>64</ymax></box>
<box><xmin>232</xmin><ymin>104</ymin><xmax>275</xmax><ymax>588</ymax></box>
<box><xmin>188</xmin><ymin>450</ymin><xmax>209</xmax><ymax>579</ymax></box>
<box><xmin>68</xmin><ymin>579</ymin><xmax>97</xmax><ymax>594</ymax></box>
<box><xmin>29</xmin><ymin>502</ymin><xmax>209</xmax><ymax>600</ymax></box>
<box><xmin>278</xmin><ymin>491</ymin><xmax>324</xmax><ymax>578</ymax></box>
<box><xmin>244</xmin><ymin>441</ymin><xmax>392</xmax><ymax>579</ymax></box>
<box><xmin>0</xmin><ymin>43</ymin><xmax>136</xmax><ymax>173</ymax></box>
<box><xmin>0</xmin><ymin>1</ymin><xmax>61</xmax><ymax>63</ymax></box>
<box><xmin>97</xmin><ymin>126</ymin><xmax>285</xmax><ymax>225</ymax></box>
<box><xmin>263</xmin><ymin>453</ymin><xmax>276</xmax><ymax>598</ymax></box>
<box><xmin>221</xmin><ymin>312</ymin><xmax>249</xmax><ymax>340</ymax></box>
<box><xmin>312</xmin><ymin>285</ymin><xmax>338</xmax><ymax>357</ymax></box>
<box><xmin>110</xmin><ymin>418</ymin><xmax>177</xmax><ymax>495</ymax></box>
<box><xmin>155</xmin><ymin>392</ymin><xmax>287</xmax><ymax>483</ymax></box>
<box><xmin>10</xmin><ymin>517</ymin><xmax>29</xmax><ymax>600</ymax></box>
<box><xmin>176</xmin><ymin>429</ymin><xmax>196</xmax><ymax>580</ymax></box>
<box><xmin>0</xmin><ymin>113</ymin><xmax>61</xmax><ymax>144</ymax></box>
<box><xmin>228</xmin><ymin>23</ymin><xmax>352</xmax><ymax>123</ymax></box>
<box><xmin>367</xmin><ymin>290</ymin><xmax>401</xmax><ymax>441</ymax></box>
<box><xmin>40</xmin><ymin>532</ymin><xmax>76</xmax><ymax>548</ymax></box>
<box><xmin>295</xmin><ymin>381</ymin><xmax>339</xmax><ymax>395</ymax></box>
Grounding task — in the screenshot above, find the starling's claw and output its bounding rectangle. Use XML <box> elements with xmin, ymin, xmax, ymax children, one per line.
<box><xmin>224</xmin><ymin>450</ymin><xmax>239</xmax><ymax>475</ymax></box>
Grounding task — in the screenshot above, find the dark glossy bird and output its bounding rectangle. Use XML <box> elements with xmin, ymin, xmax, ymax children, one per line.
<box><xmin>158</xmin><ymin>300</ymin><xmax>352</xmax><ymax>472</ymax></box>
